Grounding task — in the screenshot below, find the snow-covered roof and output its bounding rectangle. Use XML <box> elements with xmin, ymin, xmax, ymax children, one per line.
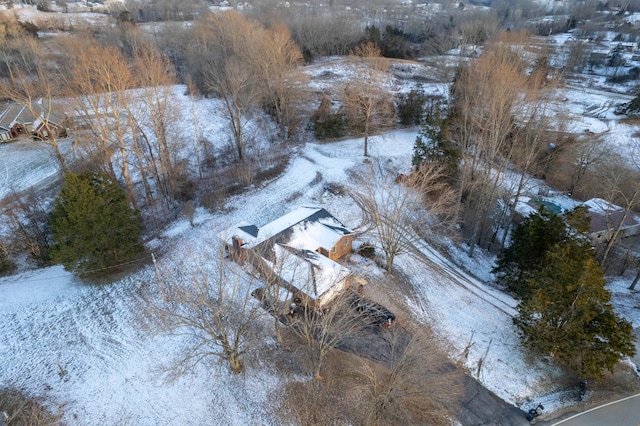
<box><xmin>582</xmin><ymin>198</ymin><xmax>640</xmax><ymax>233</ymax></box>
<box><xmin>217</xmin><ymin>220</ymin><xmax>260</xmax><ymax>246</ymax></box>
<box><xmin>0</xmin><ymin>101</ymin><xmax>67</xmax><ymax>129</ymax></box>
<box><xmin>287</xmin><ymin>217</ymin><xmax>349</xmax><ymax>252</ymax></box>
<box><xmin>0</xmin><ymin>104</ymin><xmax>31</xmax><ymax>128</ymax></box>
<box><xmin>273</xmin><ymin>245</ymin><xmax>351</xmax><ymax>299</ymax></box>
<box><xmin>583</xmin><ymin>197</ymin><xmax>623</xmax><ymax>214</ymax></box>
<box><xmin>256</xmin><ymin>206</ymin><xmax>325</xmax><ymax>244</ymax></box>
<box><xmin>217</xmin><ymin>207</ymin><xmax>353</xmax><ymax>302</ymax></box>
<box><xmin>218</xmin><ymin>206</ymin><xmax>352</xmax><ymax>251</ymax></box>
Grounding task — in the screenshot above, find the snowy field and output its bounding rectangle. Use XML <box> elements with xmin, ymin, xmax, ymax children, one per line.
<box><xmin>1</xmin><ymin>123</ymin><xmax>639</xmax><ymax>423</ymax></box>
<box><xmin>0</xmin><ymin>9</ymin><xmax>639</xmax><ymax>420</ymax></box>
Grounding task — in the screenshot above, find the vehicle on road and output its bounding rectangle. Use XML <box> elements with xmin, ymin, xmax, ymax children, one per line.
<box><xmin>526</xmin><ymin>403</ymin><xmax>544</xmax><ymax>423</ymax></box>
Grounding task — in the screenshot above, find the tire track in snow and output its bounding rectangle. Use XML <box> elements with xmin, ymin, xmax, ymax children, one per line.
<box><xmin>409</xmin><ymin>240</ymin><xmax>517</xmax><ymax>317</ymax></box>
<box><xmin>209</xmin><ymin>144</ymin><xmax>358</xmax><ymax>231</ymax></box>
<box><xmin>0</xmin><ymin>273</ymin><xmax>152</xmax><ymax>407</ymax></box>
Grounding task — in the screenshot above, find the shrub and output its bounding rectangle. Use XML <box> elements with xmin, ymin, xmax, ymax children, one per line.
<box><xmin>0</xmin><ymin>388</ymin><xmax>62</xmax><ymax>425</ymax></box>
<box><xmin>0</xmin><ymin>244</ymin><xmax>15</xmax><ymax>275</ymax></box>
<box><xmin>358</xmin><ymin>242</ymin><xmax>376</xmax><ymax>258</ymax></box>
<box><xmin>311</xmin><ymin>95</ymin><xmax>347</xmax><ymax>139</ymax></box>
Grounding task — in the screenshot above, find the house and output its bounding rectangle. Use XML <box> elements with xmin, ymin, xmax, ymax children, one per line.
<box><xmin>617</xmin><ymin>41</ymin><xmax>638</xmax><ymax>53</ymax></box>
<box><xmin>0</xmin><ymin>125</ymin><xmax>12</xmax><ymax>142</ymax></box>
<box><xmin>0</xmin><ymin>103</ymin><xmax>34</xmax><ymax>140</ymax></box>
<box><xmin>584</xmin><ymin>198</ymin><xmax>640</xmax><ymax>242</ymax></box>
<box><xmin>218</xmin><ymin>206</ymin><xmax>355</xmax><ymax>308</ymax></box>
<box><xmin>0</xmin><ymin>101</ymin><xmax>69</xmax><ymax>142</ymax></box>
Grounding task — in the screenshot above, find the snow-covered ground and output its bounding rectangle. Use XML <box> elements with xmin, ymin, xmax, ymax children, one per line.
<box><xmin>1</xmin><ymin>124</ymin><xmax>639</xmax><ymax>424</ymax></box>
<box><xmin>0</xmin><ymin>12</ymin><xmax>639</xmax><ymax>419</ymax></box>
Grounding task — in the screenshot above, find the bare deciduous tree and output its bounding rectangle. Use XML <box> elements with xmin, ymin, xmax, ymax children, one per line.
<box><xmin>357</xmin><ymin>331</ymin><xmax>464</xmax><ymax>425</ymax></box>
<box><xmin>592</xmin><ymin>145</ymin><xmax>640</xmax><ymax>268</ymax></box>
<box><xmin>59</xmin><ymin>36</ymin><xmax>138</xmax><ymax>206</ymax></box>
<box><xmin>1</xmin><ymin>188</ymin><xmax>52</xmax><ymax>262</ymax></box>
<box><xmin>343</xmin><ymin>42</ymin><xmax>395</xmax><ymax>157</ymax></box>
<box><xmin>564</xmin><ymin>40</ymin><xmax>591</xmax><ymax>74</ymax></box>
<box><xmin>560</xmin><ymin>138</ymin><xmax>610</xmax><ymax>198</ymax></box>
<box><xmin>130</xmin><ymin>43</ymin><xmax>185</xmax><ymax>209</ymax></box>
<box><xmin>448</xmin><ymin>30</ymin><xmax>559</xmax><ymax>255</ymax></box>
<box><xmin>0</xmin><ymin>36</ymin><xmax>69</xmax><ymax>170</ymax></box>
<box><xmin>288</xmin><ymin>13</ymin><xmax>361</xmax><ymax>58</ymax></box>
<box><xmin>186</xmin><ymin>77</ymin><xmax>204</xmax><ymax>179</ymax></box>
<box><xmin>351</xmin><ymin>161</ymin><xmax>458</xmax><ymax>272</ymax></box>
<box><xmin>147</xmin><ymin>249</ymin><xmax>265</xmax><ymax>375</ymax></box>
<box><xmin>255</xmin><ymin>23</ymin><xmax>305</xmax><ymax>140</ymax></box>
<box><xmin>0</xmin><ymin>388</ymin><xmax>63</xmax><ymax>426</ymax></box>
<box><xmin>189</xmin><ymin>11</ymin><xmax>266</xmax><ymax>161</ymax></box>
<box><xmin>289</xmin><ymin>293</ymin><xmax>364</xmax><ymax>381</ymax></box>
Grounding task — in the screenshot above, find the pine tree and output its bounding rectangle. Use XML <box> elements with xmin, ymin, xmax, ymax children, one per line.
<box><xmin>412</xmin><ymin>113</ymin><xmax>460</xmax><ymax>184</ymax></box>
<box><xmin>623</xmin><ymin>92</ymin><xmax>640</xmax><ymax>116</ymax></box>
<box><xmin>398</xmin><ymin>89</ymin><xmax>426</xmax><ymax>126</ymax></box>
<box><xmin>514</xmin><ymin>243</ymin><xmax>636</xmax><ymax>379</ymax></box>
<box><xmin>50</xmin><ymin>172</ymin><xmax>144</xmax><ymax>276</ymax></box>
<box><xmin>495</xmin><ymin>206</ymin><xmax>635</xmax><ymax>377</ymax></box>
<box><xmin>493</xmin><ymin>206</ymin><xmax>589</xmax><ymax>299</ymax></box>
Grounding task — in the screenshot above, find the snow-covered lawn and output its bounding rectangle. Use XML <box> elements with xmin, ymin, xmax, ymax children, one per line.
<box><xmin>1</xmin><ymin>28</ymin><xmax>640</xmax><ymax>420</ymax></box>
<box><xmin>2</xmin><ymin>125</ymin><xmax>639</xmax><ymax>424</ymax></box>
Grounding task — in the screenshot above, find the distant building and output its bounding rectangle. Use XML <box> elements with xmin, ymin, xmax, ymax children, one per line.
<box><xmin>0</xmin><ymin>101</ymin><xmax>69</xmax><ymax>143</ymax></box>
<box><xmin>584</xmin><ymin>198</ymin><xmax>640</xmax><ymax>242</ymax></box>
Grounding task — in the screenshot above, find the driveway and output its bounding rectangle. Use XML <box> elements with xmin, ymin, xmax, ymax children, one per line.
<box><xmin>336</xmin><ymin>322</ymin><xmax>530</xmax><ymax>425</ymax></box>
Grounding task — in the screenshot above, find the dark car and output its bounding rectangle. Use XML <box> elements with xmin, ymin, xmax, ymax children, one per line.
<box><xmin>349</xmin><ymin>294</ymin><xmax>395</xmax><ymax>327</ymax></box>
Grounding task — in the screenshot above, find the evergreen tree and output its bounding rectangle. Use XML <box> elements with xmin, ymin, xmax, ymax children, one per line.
<box><xmin>412</xmin><ymin>113</ymin><xmax>460</xmax><ymax>184</ymax></box>
<box><xmin>397</xmin><ymin>89</ymin><xmax>427</xmax><ymax>126</ymax></box>
<box><xmin>50</xmin><ymin>172</ymin><xmax>144</xmax><ymax>276</ymax></box>
<box><xmin>514</xmin><ymin>243</ymin><xmax>636</xmax><ymax>379</ymax></box>
<box><xmin>496</xmin><ymin>206</ymin><xmax>635</xmax><ymax>378</ymax></box>
<box><xmin>493</xmin><ymin>206</ymin><xmax>589</xmax><ymax>299</ymax></box>
<box><xmin>623</xmin><ymin>91</ymin><xmax>640</xmax><ymax>116</ymax></box>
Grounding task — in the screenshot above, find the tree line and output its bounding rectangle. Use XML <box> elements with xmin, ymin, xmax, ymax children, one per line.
<box><xmin>0</xmin><ymin>8</ymin><xmax>416</xmax><ymax>274</ymax></box>
<box><xmin>407</xmin><ymin>29</ymin><xmax>638</xmax><ymax>381</ymax></box>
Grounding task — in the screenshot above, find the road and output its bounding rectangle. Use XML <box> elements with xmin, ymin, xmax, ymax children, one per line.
<box><xmin>543</xmin><ymin>393</ymin><xmax>640</xmax><ymax>426</ymax></box>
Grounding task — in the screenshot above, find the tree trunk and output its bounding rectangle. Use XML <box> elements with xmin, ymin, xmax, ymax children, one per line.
<box><xmin>364</xmin><ymin>121</ymin><xmax>370</xmax><ymax>157</ymax></box>
<box><xmin>630</xmin><ymin>266</ymin><xmax>640</xmax><ymax>290</ymax></box>
<box><xmin>601</xmin><ymin>190</ymin><xmax>638</xmax><ymax>268</ymax></box>
<box><xmin>386</xmin><ymin>252</ymin><xmax>394</xmax><ymax>273</ymax></box>
<box><xmin>190</xmin><ymin>91</ymin><xmax>203</xmax><ymax>179</ymax></box>
<box><xmin>228</xmin><ymin>354</ymin><xmax>244</xmax><ymax>374</ymax></box>
<box><xmin>46</xmin><ymin>132</ymin><xmax>67</xmax><ymax>172</ymax></box>
<box><xmin>234</xmin><ymin>106</ymin><xmax>244</xmax><ymax>161</ymax></box>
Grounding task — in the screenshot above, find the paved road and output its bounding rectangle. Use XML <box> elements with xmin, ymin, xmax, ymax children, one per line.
<box><xmin>545</xmin><ymin>393</ymin><xmax>640</xmax><ymax>426</ymax></box>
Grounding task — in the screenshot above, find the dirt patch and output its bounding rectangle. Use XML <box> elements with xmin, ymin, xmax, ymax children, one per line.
<box><xmin>0</xmin><ymin>388</ymin><xmax>63</xmax><ymax>426</ymax></box>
